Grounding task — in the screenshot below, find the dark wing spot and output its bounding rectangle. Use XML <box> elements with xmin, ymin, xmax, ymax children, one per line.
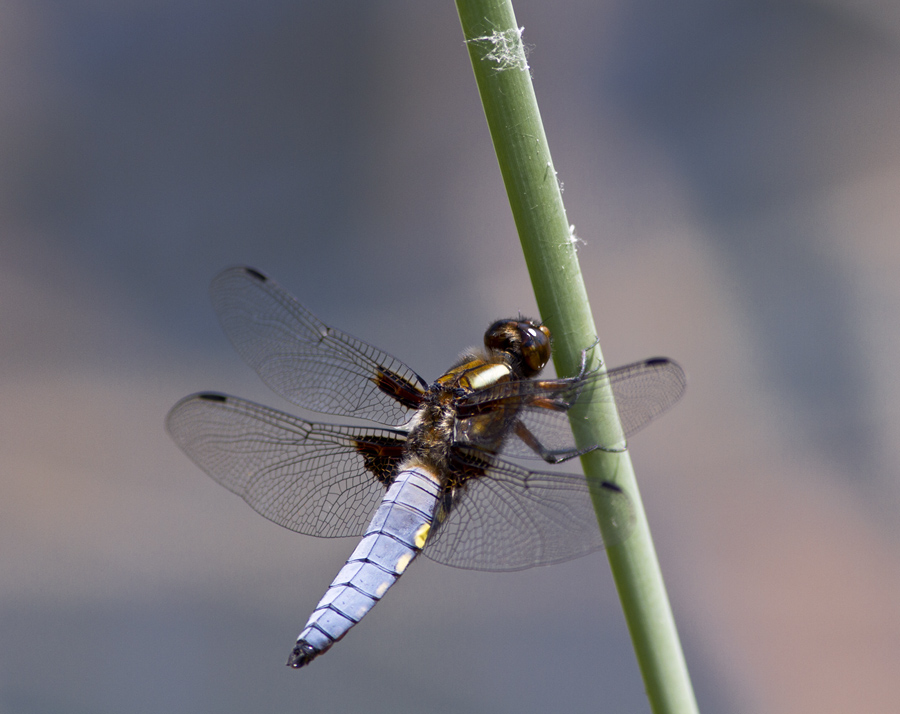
<box><xmin>431</xmin><ymin>450</ymin><xmax>493</xmax><ymax>525</ymax></box>
<box><xmin>445</xmin><ymin>448</ymin><xmax>492</xmax><ymax>489</ymax></box>
<box><xmin>243</xmin><ymin>267</ymin><xmax>268</xmax><ymax>282</ymax></box>
<box><xmin>372</xmin><ymin>368</ymin><xmax>426</xmax><ymax>410</ymax></box>
<box><xmin>198</xmin><ymin>392</ymin><xmax>228</xmax><ymax>402</ymax></box>
<box><xmin>354</xmin><ymin>435</ymin><xmax>407</xmax><ymax>485</ymax></box>
<box><xmin>644</xmin><ymin>357</ymin><xmax>669</xmax><ymax>366</ymax></box>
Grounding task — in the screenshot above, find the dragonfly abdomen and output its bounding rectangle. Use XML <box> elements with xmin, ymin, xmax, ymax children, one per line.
<box><xmin>286</xmin><ymin>465</ymin><xmax>440</xmax><ymax>668</ymax></box>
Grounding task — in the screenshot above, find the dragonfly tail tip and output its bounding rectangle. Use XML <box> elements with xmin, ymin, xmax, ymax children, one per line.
<box><xmin>286</xmin><ymin>640</ymin><xmax>319</xmax><ymax>669</ymax></box>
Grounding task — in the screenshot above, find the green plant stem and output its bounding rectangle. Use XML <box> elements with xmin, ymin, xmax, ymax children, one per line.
<box><xmin>454</xmin><ymin>1</ymin><xmax>699</xmax><ymax>712</ymax></box>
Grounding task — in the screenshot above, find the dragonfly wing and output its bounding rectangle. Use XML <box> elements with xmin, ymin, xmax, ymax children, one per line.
<box><xmin>457</xmin><ymin>358</ymin><xmax>686</xmax><ymax>461</ymax></box>
<box><xmin>602</xmin><ymin>357</ymin><xmax>687</xmax><ymax>438</ymax></box>
<box><xmin>166</xmin><ymin>392</ymin><xmax>407</xmax><ymax>538</ymax></box>
<box><xmin>422</xmin><ymin>454</ymin><xmax>634</xmax><ymax>571</ymax></box>
<box><xmin>210</xmin><ymin>267</ymin><xmax>427</xmax><ymax>426</ymax></box>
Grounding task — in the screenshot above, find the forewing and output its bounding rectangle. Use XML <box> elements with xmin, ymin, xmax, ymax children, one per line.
<box><xmin>422</xmin><ymin>454</ymin><xmax>633</xmax><ymax>571</ymax></box>
<box><xmin>166</xmin><ymin>393</ymin><xmax>407</xmax><ymax>538</ymax></box>
<box><xmin>210</xmin><ymin>267</ymin><xmax>427</xmax><ymax>426</ymax></box>
<box><xmin>600</xmin><ymin>357</ymin><xmax>687</xmax><ymax>436</ymax></box>
<box><xmin>458</xmin><ymin>358</ymin><xmax>686</xmax><ymax>460</ymax></box>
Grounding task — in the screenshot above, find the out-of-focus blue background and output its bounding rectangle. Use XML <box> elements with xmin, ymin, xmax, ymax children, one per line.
<box><xmin>3</xmin><ymin>1</ymin><xmax>900</xmax><ymax>712</ymax></box>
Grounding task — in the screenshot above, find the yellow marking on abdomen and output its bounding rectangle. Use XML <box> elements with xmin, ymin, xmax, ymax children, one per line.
<box><xmin>414</xmin><ymin>523</ymin><xmax>430</xmax><ymax>549</ymax></box>
<box><xmin>395</xmin><ymin>552</ymin><xmax>413</xmax><ymax>574</ymax></box>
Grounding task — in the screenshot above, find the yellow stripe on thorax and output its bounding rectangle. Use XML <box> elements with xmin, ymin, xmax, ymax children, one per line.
<box><xmin>465</xmin><ymin>363</ymin><xmax>511</xmax><ymax>390</ymax></box>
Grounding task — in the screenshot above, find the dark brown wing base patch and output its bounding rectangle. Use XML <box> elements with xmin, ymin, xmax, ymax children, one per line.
<box><xmin>372</xmin><ymin>368</ymin><xmax>426</xmax><ymax>411</ymax></box>
<box><xmin>353</xmin><ymin>434</ymin><xmax>407</xmax><ymax>486</ymax></box>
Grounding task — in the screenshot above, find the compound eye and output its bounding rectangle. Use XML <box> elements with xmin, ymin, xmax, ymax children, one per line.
<box><xmin>518</xmin><ymin>321</ymin><xmax>551</xmax><ymax>376</ymax></box>
<box><xmin>484</xmin><ymin>320</ymin><xmax>518</xmax><ymax>352</ymax></box>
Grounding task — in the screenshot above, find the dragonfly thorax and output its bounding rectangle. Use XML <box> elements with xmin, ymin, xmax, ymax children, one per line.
<box><xmin>402</xmin><ymin>396</ymin><xmax>456</xmax><ymax>478</ymax></box>
<box><xmin>403</xmin><ymin>349</ymin><xmax>520</xmax><ymax>480</ymax></box>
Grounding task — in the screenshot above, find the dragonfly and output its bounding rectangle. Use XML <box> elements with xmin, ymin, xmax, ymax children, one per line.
<box><xmin>166</xmin><ymin>266</ymin><xmax>686</xmax><ymax>668</ymax></box>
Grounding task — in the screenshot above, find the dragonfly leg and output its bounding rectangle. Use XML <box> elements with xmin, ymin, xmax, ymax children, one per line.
<box><xmin>513</xmin><ymin>419</ymin><xmax>598</xmax><ymax>464</ymax></box>
<box><xmin>574</xmin><ymin>337</ymin><xmax>602</xmax><ymax>379</ymax></box>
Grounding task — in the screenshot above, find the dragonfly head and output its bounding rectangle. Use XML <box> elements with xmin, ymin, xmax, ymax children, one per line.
<box><xmin>484</xmin><ymin>318</ymin><xmax>552</xmax><ymax>378</ymax></box>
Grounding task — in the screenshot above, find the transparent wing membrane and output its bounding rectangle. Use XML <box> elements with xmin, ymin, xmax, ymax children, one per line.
<box><xmin>424</xmin><ymin>454</ymin><xmax>633</xmax><ymax>571</ymax></box>
<box><xmin>211</xmin><ymin>267</ymin><xmax>427</xmax><ymax>426</ymax></box>
<box><xmin>167</xmin><ymin>393</ymin><xmax>405</xmax><ymax>538</ymax></box>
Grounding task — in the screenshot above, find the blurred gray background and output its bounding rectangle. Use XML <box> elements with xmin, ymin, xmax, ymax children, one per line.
<box><xmin>3</xmin><ymin>1</ymin><xmax>900</xmax><ymax>712</ymax></box>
